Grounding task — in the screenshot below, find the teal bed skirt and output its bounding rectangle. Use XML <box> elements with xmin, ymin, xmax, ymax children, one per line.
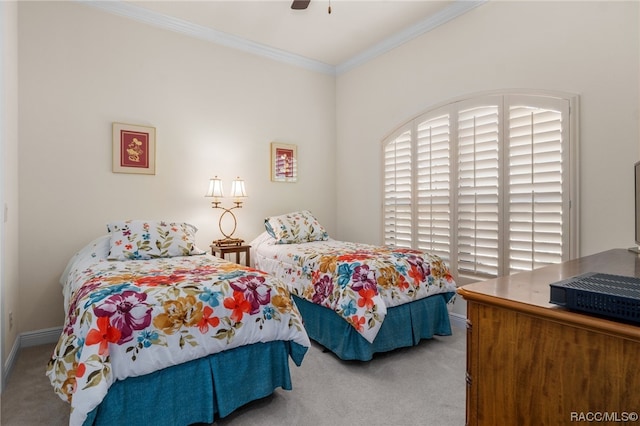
<box><xmin>293</xmin><ymin>293</ymin><xmax>454</xmax><ymax>361</ymax></box>
<box><xmin>83</xmin><ymin>340</ymin><xmax>307</xmax><ymax>426</ymax></box>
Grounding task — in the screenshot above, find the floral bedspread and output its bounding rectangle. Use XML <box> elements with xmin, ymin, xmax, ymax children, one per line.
<box><xmin>251</xmin><ymin>233</ymin><xmax>457</xmax><ymax>343</ymax></box>
<box><xmin>47</xmin><ymin>237</ymin><xmax>310</xmax><ymax>426</ymax></box>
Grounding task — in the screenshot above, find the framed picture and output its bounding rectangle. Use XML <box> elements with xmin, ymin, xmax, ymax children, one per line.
<box><xmin>112</xmin><ymin>122</ymin><xmax>156</xmax><ymax>175</ymax></box>
<box><xmin>270</xmin><ymin>142</ymin><xmax>297</xmax><ymax>182</ymax></box>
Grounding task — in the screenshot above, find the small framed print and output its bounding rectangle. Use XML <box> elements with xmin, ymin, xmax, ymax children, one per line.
<box><xmin>112</xmin><ymin>122</ymin><xmax>156</xmax><ymax>175</ymax></box>
<box><xmin>270</xmin><ymin>142</ymin><xmax>297</xmax><ymax>182</ymax></box>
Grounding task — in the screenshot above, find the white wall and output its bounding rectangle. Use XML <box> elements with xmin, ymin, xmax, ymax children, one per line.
<box><xmin>17</xmin><ymin>1</ymin><xmax>336</xmax><ymax>334</ymax></box>
<box><xmin>336</xmin><ymin>0</ymin><xmax>639</xmax><ymax>253</ymax></box>
<box><xmin>335</xmin><ymin>1</ymin><xmax>639</xmax><ymax>315</ymax></box>
<box><xmin>1</xmin><ymin>0</ymin><xmax>19</xmax><ymax>383</ymax></box>
<box><xmin>12</xmin><ymin>1</ymin><xmax>640</xmax><ymax>340</ymax></box>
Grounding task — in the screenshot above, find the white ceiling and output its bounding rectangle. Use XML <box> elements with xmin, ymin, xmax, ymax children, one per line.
<box><xmin>90</xmin><ymin>0</ymin><xmax>486</xmax><ymax>74</ymax></box>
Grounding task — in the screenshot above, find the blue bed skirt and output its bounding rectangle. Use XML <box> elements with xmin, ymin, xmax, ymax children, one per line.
<box><xmin>83</xmin><ymin>340</ymin><xmax>307</xmax><ymax>426</ymax></box>
<box><xmin>293</xmin><ymin>292</ymin><xmax>454</xmax><ymax>361</ymax></box>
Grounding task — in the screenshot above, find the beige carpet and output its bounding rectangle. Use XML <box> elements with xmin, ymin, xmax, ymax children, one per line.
<box><xmin>1</xmin><ymin>330</ymin><xmax>465</xmax><ymax>426</ymax></box>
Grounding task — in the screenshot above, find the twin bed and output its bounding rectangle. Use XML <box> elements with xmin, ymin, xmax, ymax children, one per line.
<box><xmin>251</xmin><ymin>210</ymin><xmax>457</xmax><ymax>361</ymax></box>
<box><xmin>47</xmin><ymin>221</ymin><xmax>310</xmax><ymax>426</ymax></box>
<box><xmin>49</xmin><ymin>213</ymin><xmax>457</xmax><ymax>425</ymax></box>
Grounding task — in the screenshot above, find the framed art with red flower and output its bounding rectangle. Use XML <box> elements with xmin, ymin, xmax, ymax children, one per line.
<box><xmin>112</xmin><ymin>122</ymin><xmax>156</xmax><ymax>175</ymax></box>
<box><xmin>270</xmin><ymin>142</ymin><xmax>297</xmax><ymax>182</ymax></box>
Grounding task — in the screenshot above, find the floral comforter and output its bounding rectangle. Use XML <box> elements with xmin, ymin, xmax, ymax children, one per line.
<box><xmin>47</xmin><ymin>236</ymin><xmax>310</xmax><ymax>426</ymax></box>
<box><xmin>251</xmin><ymin>232</ymin><xmax>457</xmax><ymax>344</ymax></box>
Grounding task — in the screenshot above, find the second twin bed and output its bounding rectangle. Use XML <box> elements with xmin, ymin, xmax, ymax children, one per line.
<box><xmin>251</xmin><ymin>210</ymin><xmax>458</xmax><ymax>361</ymax></box>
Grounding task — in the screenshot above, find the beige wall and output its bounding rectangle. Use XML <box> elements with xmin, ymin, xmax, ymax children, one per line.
<box><xmin>16</xmin><ymin>1</ymin><xmax>336</xmax><ymax>335</ymax></box>
<box><xmin>336</xmin><ymin>0</ymin><xmax>639</xmax><ymax>253</ymax></box>
<box><xmin>1</xmin><ymin>0</ymin><xmax>19</xmax><ymax>380</ymax></box>
<box><xmin>335</xmin><ymin>1</ymin><xmax>639</xmax><ymax>315</ymax></box>
<box><xmin>7</xmin><ymin>1</ymin><xmax>640</xmax><ymax>358</ymax></box>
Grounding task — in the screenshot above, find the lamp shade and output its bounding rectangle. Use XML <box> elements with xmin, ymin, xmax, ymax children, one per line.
<box><xmin>205</xmin><ymin>176</ymin><xmax>224</xmax><ymax>199</ymax></box>
<box><xmin>230</xmin><ymin>177</ymin><xmax>247</xmax><ymax>201</ymax></box>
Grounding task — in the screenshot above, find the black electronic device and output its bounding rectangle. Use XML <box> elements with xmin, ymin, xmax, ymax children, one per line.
<box><xmin>549</xmin><ymin>272</ymin><xmax>640</xmax><ymax>324</ymax></box>
<box><xmin>629</xmin><ymin>161</ymin><xmax>640</xmax><ymax>253</ymax></box>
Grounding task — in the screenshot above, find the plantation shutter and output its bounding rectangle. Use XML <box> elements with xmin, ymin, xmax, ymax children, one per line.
<box><xmin>507</xmin><ymin>97</ymin><xmax>568</xmax><ymax>273</ymax></box>
<box><xmin>416</xmin><ymin>113</ymin><xmax>452</xmax><ymax>262</ymax></box>
<box><xmin>456</xmin><ymin>103</ymin><xmax>501</xmax><ymax>276</ymax></box>
<box><xmin>381</xmin><ymin>92</ymin><xmax>575</xmax><ymax>280</ymax></box>
<box><xmin>384</xmin><ymin>128</ymin><xmax>413</xmax><ymax>247</ymax></box>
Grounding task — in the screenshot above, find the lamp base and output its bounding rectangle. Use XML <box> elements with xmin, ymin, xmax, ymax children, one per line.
<box><xmin>213</xmin><ymin>237</ymin><xmax>245</xmax><ymax>247</ymax></box>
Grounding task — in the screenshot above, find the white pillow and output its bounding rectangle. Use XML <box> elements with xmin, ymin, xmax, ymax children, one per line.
<box><xmin>107</xmin><ymin>220</ymin><xmax>205</xmax><ymax>260</ymax></box>
<box><xmin>264</xmin><ymin>210</ymin><xmax>329</xmax><ymax>244</ymax></box>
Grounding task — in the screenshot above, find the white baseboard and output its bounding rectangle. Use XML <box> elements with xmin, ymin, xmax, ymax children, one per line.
<box><xmin>20</xmin><ymin>326</ymin><xmax>63</xmax><ymax>347</ymax></box>
<box><xmin>2</xmin><ymin>336</ymin><xmax>19</xmax><ymax>392</ymax></box>
<box><xmin>449</xmin><ymin>312</ymin><xmax>467</xmax><ymax>330</ymax></box>
<box><xmin>2</xmin><ymin>326</ymin><xmax>62</xmax><ymax>391</ymax></box>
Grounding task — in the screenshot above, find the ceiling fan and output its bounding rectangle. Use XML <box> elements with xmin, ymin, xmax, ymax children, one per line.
<box><xmin>291</xmin><ymin>0</ymin><xmax>311</xmax><ymax>9</ymax></box>
<box><xmin>291</xmin><ymin>0</ymin><xmax>332</xmax><ymax>14</ymax></box>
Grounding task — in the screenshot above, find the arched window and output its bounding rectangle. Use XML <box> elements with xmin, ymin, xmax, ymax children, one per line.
<box><xmin>383</xmin><ymin>92</ymin><xmax>578</xmax><ymax>280</ymax></box>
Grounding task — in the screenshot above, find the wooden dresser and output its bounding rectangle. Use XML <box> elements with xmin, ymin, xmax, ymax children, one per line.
<box><xmin>457</xmin><ymin>249</ymin><xmax>640</xmax><ymax>426</ymax></box>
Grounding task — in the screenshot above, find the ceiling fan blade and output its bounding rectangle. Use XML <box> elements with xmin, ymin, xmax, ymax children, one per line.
<box><xmin>291</xmin><ymin>0</ymin><xmax>310</xmax><ymax>10</ymax></box>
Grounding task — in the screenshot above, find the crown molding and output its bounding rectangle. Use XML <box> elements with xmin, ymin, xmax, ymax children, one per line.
<box><xmin>79</xmin><ymin>0</ymin><xmax>486</xmax><ymax>76</ymax></box>
<box><xmin>79</xmin><ymin>0</ymin><xmax>336</xmax><ymax>75</ymax></box>
<box><xmin>336</xmin><ymin>0</ymin><xmax>487</xmax><ymax>74</ymax></box>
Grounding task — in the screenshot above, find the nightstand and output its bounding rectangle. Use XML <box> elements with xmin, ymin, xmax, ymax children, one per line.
<box><xmin>210</xmin><ymin>244</ymin><xmax>251</xmax><ymax>267</ymax></box>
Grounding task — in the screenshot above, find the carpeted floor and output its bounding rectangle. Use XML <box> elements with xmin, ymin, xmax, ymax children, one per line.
<box><xmin>1</xmin><ymin>330</ymin><xmax>466</xmax><ymax>426</ymax></box>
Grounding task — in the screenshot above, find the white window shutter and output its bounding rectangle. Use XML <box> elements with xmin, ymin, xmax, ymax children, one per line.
<box><xmin>507</xmin><ymin>97</ymin><xmax>568</xmax><ymax>273</ymax></box>
<box><xmin>384</xmin><ymin>128</ymin><xmax>413</xmax><ymax>247</ymax></box>
<box><xmin>382</xmin><ymin>92</ymin><xmax>575</xmax><ymax>280</ymax></box>
<box><xmin>416</xmin><ymin>113</ymin><xmax>452</xmax><ymax>262</ymax></box>
<box><xmin>456</xmin><ymin>104</ymin><xmax>501</xmax><ymax>276</ymax></box>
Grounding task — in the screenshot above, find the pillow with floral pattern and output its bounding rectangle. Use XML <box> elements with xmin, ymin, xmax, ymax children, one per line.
<box><xmin>107</xmin><ymin>220</ymin><xmax>205</xmax><ymax>260</ymax></box>
<box><xmin>264</xmin><ymin>210</ymin><xmax>329</xmax><ymax>244</ymax></box>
